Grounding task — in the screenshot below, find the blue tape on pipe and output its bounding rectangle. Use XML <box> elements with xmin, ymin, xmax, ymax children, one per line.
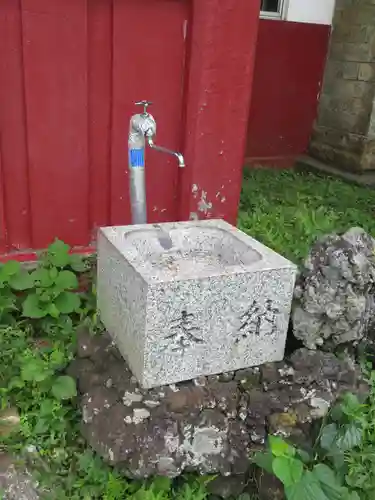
<box><xmin>129</xmin><ymin>148</ymin><xmax>145</xmax><ymax>168</ymax></box>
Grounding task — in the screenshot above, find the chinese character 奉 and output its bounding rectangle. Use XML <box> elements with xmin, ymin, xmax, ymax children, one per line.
<box><xmin>162</xmin><ymin>309</ymin><xmax>204</xmax><ymax>354</ymax></box>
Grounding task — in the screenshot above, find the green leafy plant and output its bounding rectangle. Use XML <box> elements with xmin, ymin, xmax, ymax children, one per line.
<box><xmin>22</xmin><ymin>239</ymin><xmax>88</xmax><ymax>320</ymax></box>
<box><xmin>0</xmin><ymin>260</ymin><xmax>31</xmax><ymax>324</ymax></box>
<box><xmin>127</xmin><ymin>475</ymin><xmax>211</xmax><ymax>500</ymax></box>
<box><xmin>254</xmin><ymin>388</ymin><xmax>375</xmax><ymax>500</ymax></box>
<box><xmin>0</xmin><ymin>239</ymin><xmax>91</xmax><ymax>332</ymax></box>
<box><xmin>40</xmin><ymin>239</ymin><xmax>88</xmax><ymax>273</ymax></box>
<box><xmin>255</xmin><ymin>435</ymin><xmax>358</xmax><ymax>500</ymax></box>
<box><xmin>23</xmin><ymin>267</ymin><xmax>79</xmax><ymax>319</ymax></box>
<box><xmin>2</xmin><ymin>327</ymin><xmax>77</xmax><ymax>408</ymax></box>
<box><xmin>78</xmin><ymin>262</ymin><xmax>105</xmax><ymax>335</ymax></box>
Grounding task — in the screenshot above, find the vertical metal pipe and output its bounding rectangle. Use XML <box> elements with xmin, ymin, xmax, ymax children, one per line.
<box><xmin>128</xmin><ymin>129</ymin><xmax>147</xmax><ymax>225</ymax></box>
<box><xmin>128</xmin><ymin>108</ymin><xmax>155</xmax><ymax>225</ymax></box>
<box><xmin>127</xmin><ymin>101</ymin><xmax>184</xmax><ymax>225</ymax></box>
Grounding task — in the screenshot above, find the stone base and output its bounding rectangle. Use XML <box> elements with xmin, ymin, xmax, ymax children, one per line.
<box><xmin>295</xmin><ymin>155</ymin><xmax>375</xmax><ymax>187</ymax></box>
<box><xmin>309</xmin><ymin>124</ymin><xmax>375</xmax><ymax>173</ymax></box>
<box><xmin>68</xmin><ymin>328</ymin><xmax>366</xmax><ymax>480</ymax></box>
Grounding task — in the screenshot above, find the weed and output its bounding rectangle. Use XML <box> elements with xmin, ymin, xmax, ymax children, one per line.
<box><xmin>0</xmin><ymin>239</ymin><xmax>91</xmax><ymax>329</ymax></box>
<box><xmin>254</xmin><ymin>377</ymin><xmax>375</xmax><ymax>500</ymax></box>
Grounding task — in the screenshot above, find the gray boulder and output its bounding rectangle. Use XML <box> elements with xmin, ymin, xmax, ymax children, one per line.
<box><xmin>293</xmin><ymin>227</ymin><xmax>375</xmax><ymax>349</ymax></box>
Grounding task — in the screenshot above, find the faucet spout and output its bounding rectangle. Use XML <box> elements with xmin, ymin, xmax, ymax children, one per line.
<box><xmin>147</xmin><ymin>137</ymin><xmax>185</xmax><ymax>168</ymax></box>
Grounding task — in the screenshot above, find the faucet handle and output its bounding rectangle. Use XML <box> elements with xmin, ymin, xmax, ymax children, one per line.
<box><xmin>135</xmin><ymin>100</ymin><xmax>153</xmax><ymax>115</ymax></box>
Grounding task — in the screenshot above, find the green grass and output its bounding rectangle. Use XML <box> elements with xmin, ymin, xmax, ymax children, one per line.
<box><xmin>238</xmin><ymin>168</ymin><xmax>375</xmax><ymax>263</ymax></box>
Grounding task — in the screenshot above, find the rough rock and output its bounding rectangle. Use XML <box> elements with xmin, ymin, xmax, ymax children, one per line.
<box><xmin>256</xmin><ymin>469</ymin><xmax>284</xmax><ymax>500</ymax></box>
<box><xmin>207</xmin><ymin>474</ymin><xmax>247</xmax><ymax>498</ymax></box>
<box><xmin>0</xmin><ymin>454</ymin><xmax>39</xmax><ymax>500</ymax></box>
<box><xmin>0</xmin><ymin>408</ymin><xmax>20</xmax><ymax>438</ymax></box>
<box><xmin>70</xmin><ymin>329</ymin><xmax>365</xmax><ymax>480</ymax></box>
<box><xmin>293</xmin><ymin>227</ymin><xmax>375</xmax><ymax>349</ymax></box>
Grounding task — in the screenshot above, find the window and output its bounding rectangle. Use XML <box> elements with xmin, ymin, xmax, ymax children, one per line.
<box><xmin>260</xmin><ymin>0</ymin><xmax>286</xmax><ymax>19</ymax></box>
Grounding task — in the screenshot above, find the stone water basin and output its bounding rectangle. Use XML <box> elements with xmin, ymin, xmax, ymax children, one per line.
<box><xmin>97</xmin><ymin>219</ymin><xmax>297</xmax><ymax>388</ymax></box>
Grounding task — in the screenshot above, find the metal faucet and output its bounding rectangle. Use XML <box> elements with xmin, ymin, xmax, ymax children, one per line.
<box><xmin>147</xmin><ymin>138</ymin><xmax>185</xmax><ymax>168</ymax></box>
<box><xmin>128</xmin><ymin>100</ymin><xmax>185</xmax><ymax>225</ymax></box>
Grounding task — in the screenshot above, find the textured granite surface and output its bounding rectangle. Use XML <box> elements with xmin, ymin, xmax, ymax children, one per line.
<box><xmin>97</xmin><ymin>220</ymin><xmax>297</xmax><ymax>388</ymax></box>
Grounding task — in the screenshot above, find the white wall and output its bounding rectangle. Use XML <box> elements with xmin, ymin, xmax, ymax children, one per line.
<box><xmin>286</xmin><ymin>0</ymin><xmax>336</xmax><ymax>25</ymax></box>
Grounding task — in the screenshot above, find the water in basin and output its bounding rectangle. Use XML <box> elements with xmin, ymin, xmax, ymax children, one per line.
<box><xmin>123</xmin><ymin>225</ymin><xmax>262</xmax><ymax>280</ymax></box>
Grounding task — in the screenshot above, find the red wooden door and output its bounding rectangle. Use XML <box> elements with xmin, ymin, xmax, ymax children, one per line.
<box><xmin>0</xmin><ymin>0</ymin><xmax>260</xmax><ymax>259</ymax></box>
<box><xmin>0</xmin><ymin>0</ymin><xmax>188</xmax><ymax>253</ymax></box>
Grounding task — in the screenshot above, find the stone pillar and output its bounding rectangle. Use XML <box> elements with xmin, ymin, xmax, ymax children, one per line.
<box><xmin>310</xmin><ymin>0</ymin><xmax>375</xmax><ymax>172</ymax></box>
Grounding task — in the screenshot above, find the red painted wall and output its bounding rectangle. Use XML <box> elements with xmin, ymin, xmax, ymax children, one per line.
<box><xmin>0</xmin><ymin>0</ymin><xmax>189</xmax><ymax>253</ymax></box>
<box><xmin>0</xmin><ymin>0</ymin><xmax>259</xmax><ymax>258</ymax></box>
<box><xmin>246</xmin><ymin>19</ymin><xmax>331</xmax><ymax>167</ymax></box>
